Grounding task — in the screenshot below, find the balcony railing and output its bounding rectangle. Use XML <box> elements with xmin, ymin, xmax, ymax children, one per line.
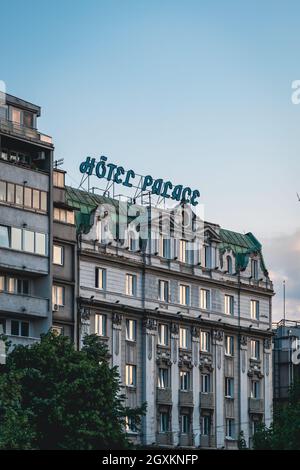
<box><xmin>199</xmin><ymin>392</ymin><xmax>214</xmax><ymax>409</ymax></box>
<box><xmin>0</xmin><ymin>118</ymin><xmax>52</xmax><ymax>145</ymax></box>
<box><xmin>0</xmin><ymin>292</ymin><xmax>49</xmax><ymax>318</ymax></box>
<box><xmin>156</xmin><ymin>388</ymin><xmax>172</xmax><ymax>404</ymax></box>
<box><xmin>200</xmin><ymin>434</ymin><xmax>216</xmax><ymax>448</ymax></box>
<box><xmin>156</xmin><ymin>432</ymin><xmax>173</xmax><ymax>446</ymax></box>
<box><xmin>248</xmin><ymin>398</ymin><xmax>264</xmax><ymax>414</ymax></box>
<box><xmin>179</xmin><ymin>390</ymin><xmax>194</xmax><ymax>406</ymax></box>
<box><xmin>179</xmin><ymin>433</ymin><xmax>194</xmax><ymax>447</ymax></box>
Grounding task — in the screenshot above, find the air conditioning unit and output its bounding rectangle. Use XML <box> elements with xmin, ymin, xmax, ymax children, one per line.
<box><xmin>53</xmin><ymin>304</ymin><xmax>59</xmax><ymax>312</ymax></box>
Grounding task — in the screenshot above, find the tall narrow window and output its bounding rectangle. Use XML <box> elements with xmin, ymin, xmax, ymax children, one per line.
<box><xmin>125</xmin><ymin>364</ymin><xmax>136</xmax><ymax>387</ymax></box>
<box><xmin>179</xmin><ymin>284</ymin><xmax>190</xmax><ymax>306</ymax></box>
<box><xmin>251</xmin><ymin>259</ymin><xmax>258</xmax><ymax>280</ymax></box>
<box><xmin>0</xmin><ymin>181</ymin><xmax>6</xmax><ymax>201</ymax></box>
<box><xmin>201</xmin><ymin>374</ymin><xmax>211</xmax><ymax>393</ymax></box>
<box><xmin>200</xmin><ymin>288</ymin><xmax>210</xmax><ymax>310</ymax></box>
<box><xmin>35</xmin><ymin>232</ymin><xmax>46</xmax><ymax>255</ymax></box>
<box><xmin>200</xmin><ymin>331</ymin><xmax>210</xmax><ymax>352</ymax></box>
<box><xmin>205</xmin><ymin>246</ymin><xmax>212</xmax><ymax>268</ymax></box>
<box><xmin>225</xmin><ymin>294</ymin><xmax>234</xmax><ymax>315</ymax></box>
<box><xmin>226</xmin><ymin>256</ymin><xmax>233</xmax><ymax>274</ymax></box>
<box><xmin>158</xmin><ymin>368</ymin><xmax>169</xmax><ymax>389</ymax></box>
<box><xmin>159</xmin><ymin>280</ymin><xmax>169</xmax><ymax>302</ymax></box>
<box><xmin>95</xmin><ymin>267</ymin><xmax>106</xmax><ymax>290</ymax></box>
<box><xmin>52</xmin><ymin>285</ymin><xmax>64</xmax><ymax>306</ymax></box>
<box><xmin>126</xmin><ymin>273</ymin><xmax>137</xmax><ymax>296</ymax></box>
<box><xmin>251</xmin><ymin>380</ymin><xmax>260</xmax><ymax>399</ymax></box>
<box><xmin>179</xmin><ymin>327</ymin><xmax>189</xmax><ymax>349</ymax></box>
<box><xmin>226</xmin><ymin>419</ymin><xmax>235</xmax><ymax>439</ymax></box>
<box><xmin>11</xmin><ymin>227</ymin><xmax>22</xmax><ymax>250</ymax></box>
<box><xmin>225</xmin><ymin>335</ymin><xmax>234</xmax><ymax>356</ymax></box>
<box><xmin>250</xmin><ymin>300</ymin><xmax>260</xmax><ymax>320</ymax></box>
<box><xmin>15</xmin><ymin>185</ymin><xmax>23</xmax><ymax>205</ymax></box>
<box><xmin>95</xmin><ymin>314</ymin><xmax>106</xmax><ymax>337</ymax></box>
<box><xmin>158</xmin><ymin>323</ymin><xmax>168</xmax><ymax>346</ymax></box>
<box><xmin>7</xmin><ymin>183</ymin><xmax>14</xmax><ymax>203</ymax></box>
<box><xmin>179</xmin><ymin>239</ymin><xmax>187</xmax><ymax>263</ymax></box>
<box><xmin>180</xmin><ymin>370</ymin><xmax>191</xmax><ymax>391</ymax></box>
<box><xmin>250</xmin><ymin>339</ymin><xmax>260</xmax><ymax>360</ymax></box>
<box><xmin>181</xmin><ymin>414</ymin><xmax>190</xmax><ymax>434</ymax></box>
<box><xmin>159</xmin><ymin>235</ymin><xmax>170</xmax><ymax>258</ymax></box>
<box><xmin>53</xmin><ymin>245</ymin><xmax>64</xmax><ymax>265</ymax></box>
<box><xmin>24</xmin><ymin>187</ymin><xmax>32</xmax><ymax>208</ymax></box>
<box><xmin>126</xmin><ymin>319</ymin><xmax>137</xmax><ymax>342</ymax></box>
<box><xmin>159</xmin><ymin>412</ymin><xmax>170</xmax><ymax>432</ymax></box>
<box><xmin>225</xmin><ymin>377</ymin><xmax>234</xmax><ymax>398</ymax></box>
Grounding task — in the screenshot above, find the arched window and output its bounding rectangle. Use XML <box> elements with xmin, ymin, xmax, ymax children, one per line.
<box><xmin>226</xmin><ymin>255</ymin><xmax>233</xmax><ymax>274</ymax></box>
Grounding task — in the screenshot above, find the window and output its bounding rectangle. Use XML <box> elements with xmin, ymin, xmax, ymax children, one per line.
<box><xmin>159</xmin><ymin>235</ymin><xmax>170</xmax><ymax>258</ymax></box>
<box><xmin>250</xmin><ymin>339</ymin><xmax>260</xmax><ymax>360</ymax></box>
<box><xmin>225</xmin><ymin>294</ymin><xmax>234</xmax><ymax>315</ymax></box>
<box><xmin>126</xmin><ymin>273</ymin><xmax>137</xmax><ymax>296</ymax></box>
<box><xmin>179</xmin><ymin>239</ymin><xmax>187</xmax><ymax>263</ymax></box>
<box><xmin>180</xmin><ymin>370</ymin><xmax>191</xmax><ymax>391</ymax></box>
<box><xmin>158</xmin><ymin>323</ymin><xmax>169</xmax><ymax>346</ymax></box>
<box><xmin>35</xmin><ymin>232</ymin><xmax>46</xmax><ymax>255</ymax></box>
<box><xmin>15</xmin><ymin>185</ymin><xmax>23</xmax><ymax>205</ymax></box>
<box><xmin>53</xmin><ymin>245</ymin><xmax>64</xmax><ymax>265</ymax></box>
<box><xmin>7</xmin><ymin>277</ymin><xmax>15</xmax><ymax>293</ymax></box>
<box><xmin>181</xmin><ymin>414</ymin><xmax>190</xmax><ymax>434</ymax></box>
<box><xmin>179</xmin><ymin>284</ymin><xmax>190</xmax><ymax>306</ymax></box>
<box><xmin>40</xmin><ymin>191</ymin><xmax>47</xmax><ymax>211</ymax></box>
<box><xmin>225</xmin><ymin>377</ymin><xmax>234</xmax><ymax>398</ymax></box>
<box><xmin>17</xmin><ymin>279</ymin><xmax>29</xmax><ymax>295</ymax></box>
<box><xmin>0</xmin><ymin>181</ymin><xmax>6</xmax><ymax>201</ymax></box>
<box><xmin>95</xmin><ymin>314</ymin><xmax>106</xmax><ymax>337</ymax></box>
<box><xmin>32</xmin><ymin>190</ymin><xmax>40</xmax><ymax>209</ymax></box>
<box><xmin>125</xmin><ymin>364</ymin><xmax>136</xmax><ymax>387</ymax></box>
<box><xmin>11</xmin><ymin>108</ymin><xmax>21</xmax><ymax>124</ymax></box>
<box><xmin>52</xmin><ymin>285</ymin><xmax>64</xmax><ymax>306</ymax></box>
<box><xmin>251</xmin><ymin>259</ymin><xmax>258</xmax><ymax>280</ymax></box>
<box><xmin>0</xmin><ymin>318</ymin><xmax>6</xmax><ymax>334</ymax></box>
<box><xmin>225</xmin><ymin>335</ymin><xmax>234</xmax><ymax>356</ymax></box>
<box><xmin>158</xmin><ymin>368</ymin><xmax>169</xmax><ymax>389</ymax></box>
<box><xmin>11</xmin><ymin>320</ymin><xmax>29</xmax><ymax>337</ymax></box>
<box><xmin>0</xmin><ymin>275</ymin><xmax>4</xmax><ymax>291</ymax></box>
<box><xmin>200</xmin><ymin>331</ymin><xmax>210</xmax><ymax>352</ymax></box>
<box><xmin>201</xmin><ymin>374</ymin><xmax>211</xmax><ymax>393</ymax></box>
<box><xmin>11</xmin><ymin>227</ymin><xmax>22</xmax><ymax>250</ymax></box>
<box><xmin>23</xmin><ymin>230</ymin><xmax>34</xmax><ymax>253</ymax></box>
<box><xmin>128</xmin><ymin>232</ymin><xmax>138</xmax><ymax>251</ymax></box>
<box><xmin>0</xmin><ymin>225</ymin><xmax>9</xmax><ymax>247</ymax></box>
<box><xmin>7</xmin><ymin>183</ymin><xmax>14</xmax><ymax>203</ymax></box>
<box><xmin>53</xmin><ymin>171</ymin><xmax>65</xmax><ymax>188</ymax></box>
<box><xmin>159</xmin><ymin>412</ymin><xmax>170</xmax><ymax>432</ymax></box>
<box><xmin>23</xmin><ymin>111</ymin><xmax>34</xmax><ymax>128</ymax></box>
<box><xmin>54</xmin><ymin>208</ymin><xmax>75</xmax><ymax>224</ymax></box>
<box><xmin>179</xmin><ymin>327</ymin><xmax>189</xmax><ymax>349</ymax></box>
<box><xmin>126</xmin><ymin>319</ymin><xmax>137</xmax><ymax>342</ymax></box>
<box><xmin>24</xmin><ymin>187</ymin><xmax>32</xmax><ymax>207</ymax></box>
<box><xmin>205</xmin><ymin>245</ymin><xmax>212</xmax><ymax>268</ymax></box>
<box><xmin>202</xmin><ymin>416</ymin><xmax>210</xmax><ymax>436</ymax></box>
<box><xmin>226</xmin><ymin>418</ymin><xmax>235</xmax><ymax>439</ymax></box>
<box><xmin>95</xmin><ymin>267</ymin><xmax>106</xmax><ymax>289</ymax></box>
<box><xmin>251</xmin><ymin>300</ymin><xmax>260</xmax><ymax>320</ymax></box>
<box><xmin>125</xmin><ymin>416</ymin><xmax>137</xmax><ymax>433</ymax></box>
<box><xmin>200</xmin><ymin>288</ymin><xmax>210</xmax><ymax>310</ymax></box>
<box><xmin>251</xmin><ymin>380</ymin><xmax>260</xmax><ymax>399</ymax></box>
<box><xmin>159</xmin><ymin>280</ymin><xmax>169</xmax><ymax>302</ymax></box>
<box><xmin>226</xmin><ymin>255</ymin><xmax>233</xmax><ymax>274</ymax></box>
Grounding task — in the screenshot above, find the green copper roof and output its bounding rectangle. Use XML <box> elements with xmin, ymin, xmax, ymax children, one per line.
<box><xmin>219</xmin><ymin>228</ymin><xmax>267</xmax><ymax>274</ymax></box>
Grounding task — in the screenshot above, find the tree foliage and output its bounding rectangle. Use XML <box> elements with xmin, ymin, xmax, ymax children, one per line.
<box><xmin>253</xmin><ymin>379</ymin><xmax>300</xmax><ymax>450</ymax></box>
<box><xmin>0</xmin><ymin>333</ymin><xmax>145</xmax><ymax>450</ymax></box>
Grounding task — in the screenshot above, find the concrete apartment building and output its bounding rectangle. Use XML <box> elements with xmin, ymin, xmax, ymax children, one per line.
<box><xmin>273</xmin><ymin>319</ymin><xmax>300</xmax><ymax>404</ymax></box>
<box><xmin>0</xmin><ymin>93</ymin><xmax>53</xmax><ymax>346</ymax></box>
<box><xmin>65</xmin><ymin>186</ymin><xmax>274</xmax><ymax>449</ymax></box>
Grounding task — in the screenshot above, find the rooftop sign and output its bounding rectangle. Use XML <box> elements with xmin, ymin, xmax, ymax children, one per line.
<box><xmin>79</xmin><ymin>156</ymin><xmax>200</xmax><ymax>206</ymax></box>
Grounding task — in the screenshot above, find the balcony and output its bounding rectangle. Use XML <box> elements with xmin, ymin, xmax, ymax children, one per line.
<box><xmin>179</xmin><ymin>390</ymin><xmax>194</xmax><ymax>406</ymax></box>
<box><xmin>0</xmin><ymin>118</ymin><xmax>52</xmax><ymax>146</ymax></box>
<box><xmin>200</xmin><ymin>434</ymin><xmax>216</xmax><ymax>448</ymax></box>
<box><xmin>0</xmin><ymin>247</ymin><xmax>49</xmax><ymax>275</ymax></box>
<box><xmin>248</xmin><ymin>398</ymin><xmax>264</xmax><ymax>414</ymax></box>
<box><xmin>156</xmin><ymin>432</ymin><xmax>173</xmax><ymax>446</ymax></box>
<box><xmin>179</xmin><ymin>433</ymin><xmax>194</xmax><ymax>447</ymax></box>
<box><xmin>0</xmin><ymin>292</ymin><xmax>49</xmax><ymax>318</ymax></box>
<box><xmin>6</xmin><ymin>335</ymin><xmax>39</xmax><ymax>350</ymax></box>
<box><xmin>200</xmin><ymin>392</ymin><xmax>214</xmax><ymax>409</ymax></box>
<box><xmin>156</xmin><ymin>388</ymin><xmax>172</xmax><ymax>404</ymax></box>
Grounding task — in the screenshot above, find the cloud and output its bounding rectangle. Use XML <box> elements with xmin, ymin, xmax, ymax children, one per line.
<box><xmin>262</xmin><ymin>229</ymin><xmax>300</xmax><ymax>322</ymax></box>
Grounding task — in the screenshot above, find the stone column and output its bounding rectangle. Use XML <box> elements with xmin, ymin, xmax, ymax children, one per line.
<box><xmin>142</xmin><ymin>318</ymin><xmax>157</xmax><ymax>445</ymax></box>
<box><xmin>170</xmin><ymin>322</ymin><xmax>180</xmax><ymax>446</ymax></box>
<box><xmin>192</xmin><ymin>326</ymin><xmax>200</xmax><ymax>447</ymax></box>
<box><xmin>213</xmin><ymin>329</ymin><xmax>225</xmax><ymax>447</ymax></box>
<box><xmin>263</xmin><ymin>338</ymin><xmax>273</xmax><ymax>429</ymax></box>
<box><xmin>239</xmin><ymin>335</ymin><xmax>249</xmax><ymax>445</ymax></box>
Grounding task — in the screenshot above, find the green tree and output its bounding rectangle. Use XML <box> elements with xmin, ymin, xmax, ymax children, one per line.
<box><xmin>253</xmin><ymin>379</ymin><xmax>300</xmax><ymax>450</ymax></box>
<box><xmin>0</xmin><ymin>332</ymin><xmax>145</xmax><ymax>450</ymax></box>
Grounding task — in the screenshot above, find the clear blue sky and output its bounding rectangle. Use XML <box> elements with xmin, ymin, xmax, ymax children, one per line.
<box><xmin>2</xmin><ymin>0</ymin><xmax>300</xmax><ymax>318</ymax></box>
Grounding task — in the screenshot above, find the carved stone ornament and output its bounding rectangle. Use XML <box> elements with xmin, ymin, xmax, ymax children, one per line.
<box><xmin>199</xmin><ymin>353</ymin><xmax>214</xmax><ymax>372</ymax></box>
<box><xmin>191</xmin><ymin>326</ymin><xmax>200</xmax><ymax>338</ymax></box>
<box><xmin>213</xmin><ymin>329</ymin><xmax>224</xmax><ymax>342</ymax></box>
<box><xmin>80</xmin><ymin>307</ymin><xmax>90</xmax><ymax>321</ymax></box>
<box><xmin>171</xmin><ymin>323</ymin><xmax>179</xmax><ymax>335</ymax></box>
<box><xmin>156</xmin><ymin>347</ymin><xmax>172</xmax><ymax>366</ymax></box>
<box><xmin>143</xmin><ymin>318</ymin><xmax>157</xmax><ymax>332</ymax></box>
<box><xmin>264</xmin><ymin>338</ymin><xmax>271</xmax><ymax>350</ymax></box>
<box><xmin>112</xmin><ymin>313</ymin><xmax>123</xmax><ymax>325</ymax></box>
<box><xmin>178</xmin><ymin>350</ymin><xmax>193</xmax><ymax>369</ymax></box>
<box><xmin>240</xmin><ymin>335</ymin><xmax>248</xmax><ymax>347</ymax></box>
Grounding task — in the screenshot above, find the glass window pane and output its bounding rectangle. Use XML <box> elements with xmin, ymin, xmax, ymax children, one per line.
<box><xmin>11</xmin><ymin>320</ymin><xmax>19</xmax><ymax>336</ymax></box>
<box><xmin>32</xmin><ymin>190</ymin><xmax>40</xmax><ymax>209</ymax></box>
<box><xmin>0</xmin><ymin>181</ymin><xmax>6</xmax><ymax>201</ymax></box>
<box><xmin>7</xmin><ymin>183</ymin><xmax>15</xmax><ymax>203</ymax></box>
<box><xmin>21</xmin><ymin>322</ymin><xmax>29</xmax><ymax>337</ymax></box>
<box><xmin>23</xmin><ymin>111</ymin><xmax>33</xmax><ymax>128</ymax></box>
<box><xmin>22</xmin><ymin>280</ymin><xmax>29</xmax><ymax>295</ymax></box>
<box><xmin>15</xmin><ymin>185</ymin><xmax>23</xmax><ymax>205</ymax></box>
<box><xmin>35</xmin><ymin>232</ymin><xmax>46</xmax><ymax>255</ymax></box>
<box><xmin>8</xmin><ymin>277</ymin><xmax>16</xmax><ymax>293</ymax></box>
<box><xmin>23</xmin><ymin>230</ymin><xmax>34</xmax><ymax>253</ymax></box>
<box><xmin>40</xmin><ymin>191</ymin><xmax>47</xmax><ymax>211</ymax></box>
<box><xmin>0</xmin><ymin>275</ymin><xmax>4</xmax><ymax>291</ymax></box>
<box><xmin>24</xmin><ymin>187</ymin><xmax>32</xmax><ymax>208</ymax></box>
<box><xmin>53</xmin><ymin>245</ymin><xmax>63</xmax><ymax>265</ymax></box>
<box><xmin>11</xmin><ymin>227</ymin><xmax>22</xmax><ymax>250</ymax></box>
<box><xmin>1</xmin><ymin>150</ymin><xmax>8</xmax><ymax>160</ymax></box>
<box><xmin>0</xmin><ymin>225</ymin><xmax>9</xmax><ymax>247</ymax></box>
<box><xmin>66</xmin><ymin>211</ymin><xmax>74</xmax><ymax>224</ymax></box>
<box><xmin>60</xmin><ymin>209</ymin><xmax>66</xmax><ymax>223</ymax></box>
<box><xmin>11</xmin><ymin>108</ymin><xmax>21</xmax><ymax>124</ymax></box>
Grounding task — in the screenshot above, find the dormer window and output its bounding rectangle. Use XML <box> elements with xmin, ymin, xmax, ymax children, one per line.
<box><xmin>226</xmin><ymin>255</ymin><xmax>233</xmax><ymax>274</ymax></box>
<box><xmin>251</xmin><ymin>259</ymin><xmax>258</xmax><ymax>280</ymax></box>
<box><xmin>205</xmin><ymin>245</ymin><xmax>212</xmax><ymax>268</ymax></box>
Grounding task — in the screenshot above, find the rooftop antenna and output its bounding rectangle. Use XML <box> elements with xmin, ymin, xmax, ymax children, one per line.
<box><xmin>283</xmin><ymin>279</ymin><xmax>286</xmax><ymax>326</ymax></box>
<box><xmin>54</xmin><ymin>158</ymin><xmax>64</xmax><ymax>168</ymax></box>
